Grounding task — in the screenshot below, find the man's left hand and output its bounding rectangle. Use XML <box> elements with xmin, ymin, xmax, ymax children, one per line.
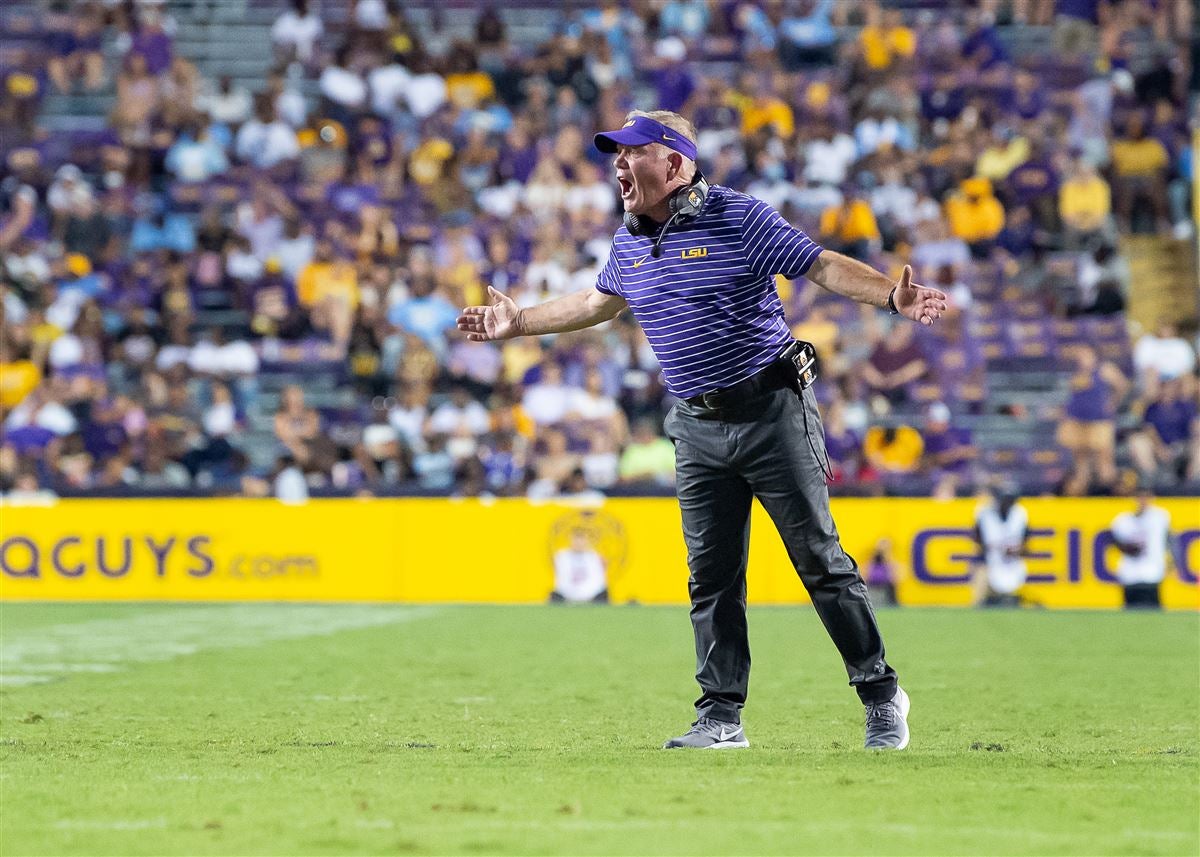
<box><xmin>892</xmin><ymin>265</ymin><xmax>948</xmax><ymax>326</ymax></box>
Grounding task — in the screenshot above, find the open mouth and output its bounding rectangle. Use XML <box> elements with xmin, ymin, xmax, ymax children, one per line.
<box><xmin>617</xmin><ymin>177</ymin><xmax>633</xmax><ymax>199</ymax></box>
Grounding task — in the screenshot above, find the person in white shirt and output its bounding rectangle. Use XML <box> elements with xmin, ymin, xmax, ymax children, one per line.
<box><xmin>404</xmin><ymin>60</ymin><xmax>448</xmax><ymax>119</ymax></box>
<box><xmin>368</xmin><ymin>59</ymin><xmax>412</xmax><ymax>118</ymax></box>
<box><xmin>353</xmin><ymin>0</ymin><xmax>389</xmax><ymax>30</ymax></box>
<box><xmin>1133</xmin><ymin>321</ymin><xmax>1197</xmax><ymax>382</ymax></box>
<box><xmin>550</xmin><ymin>528</ymin><xmax>609</xmax><ymax>603</ymax></box>
<box><xmin>521</xmin><ymin>362</ymin><xmax>572</xmax><ymax>426</ymax></box>
<box><xmin>234</xmin><ymin>100</ymin><xmax>300</xmax><ymax>169</ymax></box>
<box><xmin>973</xmin><ymin>484</ymin><xmax>1029</xmax><ymax>607</ymax></box>
<box><xmin>271</xmin><ymin>0</ymin><xmax>324</xmax><ymax>65</ymax></box>
<box><xmin>1111</xmin><ymin>486</ymin><xmax>1174</xmax><ymax>609</ymax></box>
<box><xmin>273</xmin><ymin>454</ymin><xmax>309</xmax><ymax>504</ymax></box>
<box><xmin>196</xmin><ymin>76</ymin><xmax>253</xmax><ymax>127</ymax></box>
<box><xmin>870</xmin><ymin>166</ymin><xmax>919</xmax><ymax>231</ymax></box>
<box><xmin>388</xmin><ymin>384</ymin><xmax>430</xmax><ymax>453</ymax></box>
<box><xmin>425</xmin><ymin>385</ymin><xmax>491</xmax><ymax>436</ymax></box>
<box><xmin>319</xmin><ymin>48</ymin><xmax>367</xmax><ymax>112</ymax></box>
<box><xmin>803</xmin><ymin>123</ymin><xmax>858</xmax><ymax>187</ymax></box>
<box><xmin>202</xmin><ymin>382</ymin><xmax>239</xmax><ymax>438</ymax></box>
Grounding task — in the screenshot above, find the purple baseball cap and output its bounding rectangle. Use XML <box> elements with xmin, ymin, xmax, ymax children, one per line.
<box><xmin>594</xmin><ymin>115</ymin><xmax>698</xmax><ymax>162</ymax></box>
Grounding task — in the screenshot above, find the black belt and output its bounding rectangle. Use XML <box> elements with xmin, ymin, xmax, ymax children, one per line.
<box><xmin>684</xmin><ymin>345</ymin><xmax>799</xmax><ymax>411</ymax></box>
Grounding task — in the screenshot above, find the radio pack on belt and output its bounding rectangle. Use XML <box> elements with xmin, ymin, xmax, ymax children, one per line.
<box><xmin>785</xmin><ymin>340</ymin><xmax>818</xmax><ymax>391</ymax></box>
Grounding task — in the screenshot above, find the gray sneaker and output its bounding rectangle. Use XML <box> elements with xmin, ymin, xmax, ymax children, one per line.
<box><xmin>663</xmin><ymin>718</ymin><xmax>750</xmax><ymax>749</ymax></box>
<box><xmin>864</xmin><ymin>687</ymin><xmax>911</xmax><ymax>750</ymax></box>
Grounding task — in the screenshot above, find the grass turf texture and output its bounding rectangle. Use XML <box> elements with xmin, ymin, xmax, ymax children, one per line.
<box><xmin>1</xmin><ymin>604</ymin><xmax>1197</xmax><ymax>856</ymax></box>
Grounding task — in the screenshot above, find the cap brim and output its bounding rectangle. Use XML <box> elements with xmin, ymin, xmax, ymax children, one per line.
<box><xmin>594</xmin><ymin>128</ymin><xmax>653</xmax><ymax>153</ymax></box>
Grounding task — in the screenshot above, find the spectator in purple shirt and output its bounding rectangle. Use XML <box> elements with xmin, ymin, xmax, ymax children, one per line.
<box><xmin>81</xmin><ymin>399</ymin><xmax>129</xmax><ymax>464</ymax></box>
<box><xmin>996</xmin><ymin>203</ymin><xmax>1038</xmax><ymax>259</ymax></box>
<box><xmin>921</xmin><ymin>400</ymin><xmax>976</xmax><ymax>498</ymax></box>
<box><xmin>4</xmin><ymin>425</ymin><xmax>57</xmax><ymax>457</ymax></box>
<box><xmin>47</xmin><ymin>3</ymin><xmax>106</xmax><ymax>94</ymax></box>
<box><xmin>1005</xmin><ymin>145</ymin><xmax>1061</xmax><ymax>230</ymax></box>
<box><xmin>1010</xmin><ymin>69</ymin><xmax>1047</xmax><ymax>120</ymax></box>
<box><xmin>1128</xmin><ymin>377</ymin><xmax>1200</xmax><ymax>484</ymax></box>
<box><xmin>647</xmin><ymin>38</ymin><xmax>696</xmax><ymax>114</ymax></box>
<box><xmin>130</xmin><ymin>9</ymin><xmax>173</xmax><ymax>76</ymax></box>
<box><xmin>861</xmin><ymin>321</ymin><xmax>929</xmax><ymax>407</ymax></box>
<box><xmin>961</xmin><ymin>11</ymin><xmax>1011</xmax><ymax>71</ymax></box>
<box><xmin>821</xmin><ymin>394</ymin><xmax>865</xmax><ymax>486</ymax></box>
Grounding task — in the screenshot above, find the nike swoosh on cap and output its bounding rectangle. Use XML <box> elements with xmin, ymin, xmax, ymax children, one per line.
<box><xmin>662</xmin><ymin>134</ymin><xmax>676</xmax><ymax>140</ymax></box>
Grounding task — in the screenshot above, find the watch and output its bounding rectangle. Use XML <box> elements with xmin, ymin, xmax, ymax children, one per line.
<box><xmin>886</xmin><ymin>286</ymin><xmax>899</xmax><ymax>315</ymax></box>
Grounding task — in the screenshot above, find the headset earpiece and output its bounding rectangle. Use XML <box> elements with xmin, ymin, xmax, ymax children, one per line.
<box><xmin>668</xmin><ymin>172</ymin><xmax>709</xmax><ymax>219</ymax></box>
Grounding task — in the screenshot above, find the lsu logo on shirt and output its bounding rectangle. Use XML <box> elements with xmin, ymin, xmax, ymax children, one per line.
<box><xmin>681</xmin><ymin>247</ymin><xmax>708</xmax><ymax>260</ymax></box>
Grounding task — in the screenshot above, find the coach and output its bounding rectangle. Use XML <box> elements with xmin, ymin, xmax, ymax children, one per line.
<box><xmin>457</xmin><ymin>111</ymin><xmax>947</xmax><ymax>751</ymax></box>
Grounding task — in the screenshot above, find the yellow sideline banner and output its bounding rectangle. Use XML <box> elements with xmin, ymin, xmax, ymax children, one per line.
<box><xmin>0</xmin><ymin>498</ymin><xmax>1197</xmax><ymax>609</ymax></box>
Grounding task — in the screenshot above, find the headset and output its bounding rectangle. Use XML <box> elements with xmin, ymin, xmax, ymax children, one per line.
<box><xmin>623</xmin><ymin>170</ymin><xmax>710</xmax><ymax>258</ymax></box>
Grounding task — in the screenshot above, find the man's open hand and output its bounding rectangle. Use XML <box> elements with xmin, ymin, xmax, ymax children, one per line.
<box><xmin>456</xmin><ymin>286</ymin><xmax>521</xmax><ymax>342</ymax></box>
<box><xmin>892</xmin><ymin>265</ymin><xmax>948</xmax><ymax>326</ymax></box>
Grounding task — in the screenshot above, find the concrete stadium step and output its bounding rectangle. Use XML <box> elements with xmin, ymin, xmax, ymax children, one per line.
<box><xmin>257</xmin><ymin>389</ymin><xmax>361</xmax><ymax>411</ymax></box>
<box><xmin>258</xmin><ymin>373</ymin><xmax>340</xmax><ymax>393</ymax></box>
<box><xmin>1122</xmin><ymin>235</ymin><xmax>1199</xmax><ymax>332</ymax></box>
<box><xmin>997</xmin><ymin>25</ymin><xmax>1054</xmax><ymax>59</ymax></box>
<box><xmin>42</xmin><ymin>92</ymin><xmax>115</xmax><ymax>116</ymax></box>
<box><xmin>36</xmin><ymin>114</ymin><xmax>112</xmax><ymax>132</ymax></box>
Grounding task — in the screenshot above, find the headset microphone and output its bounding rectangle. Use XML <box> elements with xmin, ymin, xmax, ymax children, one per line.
<box><xmin>651</xmin><ymin>211</ymin><xmax>684</xmax><ymax>258</ymax></box>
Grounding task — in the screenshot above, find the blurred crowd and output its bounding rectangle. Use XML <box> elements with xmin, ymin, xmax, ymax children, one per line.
<box><xmin>0</xmin><ymin>0</ymin><xmax>1197</xmax><ymax>501</ymax></box>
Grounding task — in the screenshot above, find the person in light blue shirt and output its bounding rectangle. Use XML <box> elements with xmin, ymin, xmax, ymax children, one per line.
<box><xmin>130</xmin><ymin>208</ymin><xmax>196</xmax><ymax>254</ymax></box>
<box><xmin>659</xmin><ymin>1</ymin><xmax>710</xmax><ymax>41</ymax></box>
<box><xmin>779</xmin><ymin>0</ymin><xmax>839</xmax><ymax>69</ymax></box>
<box><xmin>387</xmin><ymin>275</ymin><xmax>460</xmax><ymax>358</ymax></box>
<box><xmin>164</xmin><ymin>125</ymin><xmax>229</xmax><ymax>183</ymax></box>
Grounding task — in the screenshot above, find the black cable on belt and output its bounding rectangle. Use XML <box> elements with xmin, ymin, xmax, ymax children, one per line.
<box><xmin>799</xmin><ymin>393</ymin><xmax>835</xmax><ymax>485</ymax></box>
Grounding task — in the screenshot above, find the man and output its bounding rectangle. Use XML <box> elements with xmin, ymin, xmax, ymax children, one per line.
<box><xmin>1110</xmin><ymin>486</ymin><xmax>1174</xmax><ymax>609</ymax></box>
<box><xmin>972</xmin><ymin>483</ymin><xmax>1029</xmax><ymax>607</ymax></box>
<box><xmin>457</xmin><ymin>111</ymin><xmax>947</xmax><ymax>750</ymax></box>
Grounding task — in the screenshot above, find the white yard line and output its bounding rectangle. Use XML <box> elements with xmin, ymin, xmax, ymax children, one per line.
<box><xmin>388</xmin><ymin>816</ymin><xmax>1197</xmax><ymax>844</ymax></box>
<box><xmin>53</xmin><ymin>818</ymin><xmax>168</xmax><ymax>831</ymax></box>
<box><xmin>0</xmin><ymin>605</ymin><xmax>438</xmax><ymax>687</ymax></box>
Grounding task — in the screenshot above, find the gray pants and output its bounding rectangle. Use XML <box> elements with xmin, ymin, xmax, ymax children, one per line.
<box><xmin>663</xmin><ymin>384</ymin><xmax>898</xmax><ymax>723</ymax></box>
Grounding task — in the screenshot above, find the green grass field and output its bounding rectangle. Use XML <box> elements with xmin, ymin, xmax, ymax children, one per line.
<box><xmin>1</xmin><ymin>603</ymin><xmax>1197</xmax><ymax>856</ymax></box>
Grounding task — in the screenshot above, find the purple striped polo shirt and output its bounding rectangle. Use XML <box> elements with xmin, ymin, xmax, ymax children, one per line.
<box><xmin>595</xmin><ymin>185</ymin><xmax>823</xmax><ymax>399</ymax></box>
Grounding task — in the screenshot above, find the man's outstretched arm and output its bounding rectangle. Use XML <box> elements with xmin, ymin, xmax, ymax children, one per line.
<box><xmin>806</xmin><ymin>251</ymin><xmax>948</xmax><ymax>326</ymax></box>
<box><xmin>457</xmin><ymin>286</ymin><xmax>627</xmax><ymax>341</ymax></box>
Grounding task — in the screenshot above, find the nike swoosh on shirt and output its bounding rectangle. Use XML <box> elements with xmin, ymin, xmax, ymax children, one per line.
<box><xmin>631</xmin><ymin>255</ymin><xmax>651</xmax><ymax>269</ymax></box>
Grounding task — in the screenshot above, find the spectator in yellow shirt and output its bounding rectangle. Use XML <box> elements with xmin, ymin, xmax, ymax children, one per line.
<box><xmin>1059</xmin><ymin>159</ymin><xmax>1112</xmax><ymax>243</ymax></box>
<box><xmin>863</xmin><ymin>424</ymin><xmax>924</xmax><ymax>474</ymax></box>
<box><xmin>819</xmin><ymin>192</ymin><xmax>880</xmax><ymax>257</ymax></box>
<box><xmin>859</xmin><ymin>5</ymin><xmax>917</xmax><ymax>71</ymax></box>
<box><xmin>0</xmin><ymin>340</ymin><xmax>41</xmax><ymax>410</ymax></box>
<box><xmin>297</xmin><ymin>241</ymin><xmax>359</xmax><ymax>346</ymax></box>
<box><xmin>734</xmin><ymin>73</ymin><xmax>795</xmax><ymax>138</ymax></box>
<box><xmin>444</xmin><ymin>46</ymin><xmax>495</xmax><ymax>111</ymax></box>
<box><xmin>945</xmin><ymin>176</ymin><xmax>1005</xmax><ymax>253</ymax></box>
<box><xmin>975</xmin><ymin>131</ymin><xmax>1030</xmax><ymax>181</ymax></box>
<box><xmin>1109</xmin><ymin>115</ymin><xmax>1169</xmax><ymax>233</ymax></box>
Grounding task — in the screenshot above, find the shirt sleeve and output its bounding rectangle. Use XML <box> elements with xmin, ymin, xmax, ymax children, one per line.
<box><xmin>742</xmin><ymin>197</ymin><xmax>824</xmax><ymax>279</ymax></box>
<box><xmin>594</xmin><ymin>239</ymin><xmax>623</xmax><ymax>297</ymax></box>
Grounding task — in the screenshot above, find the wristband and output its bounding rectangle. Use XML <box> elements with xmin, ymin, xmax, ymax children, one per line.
<box><xmin>886</xmin><ymin>286</ymin><xmax>899</xmax><ymax>315</ymax></box>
